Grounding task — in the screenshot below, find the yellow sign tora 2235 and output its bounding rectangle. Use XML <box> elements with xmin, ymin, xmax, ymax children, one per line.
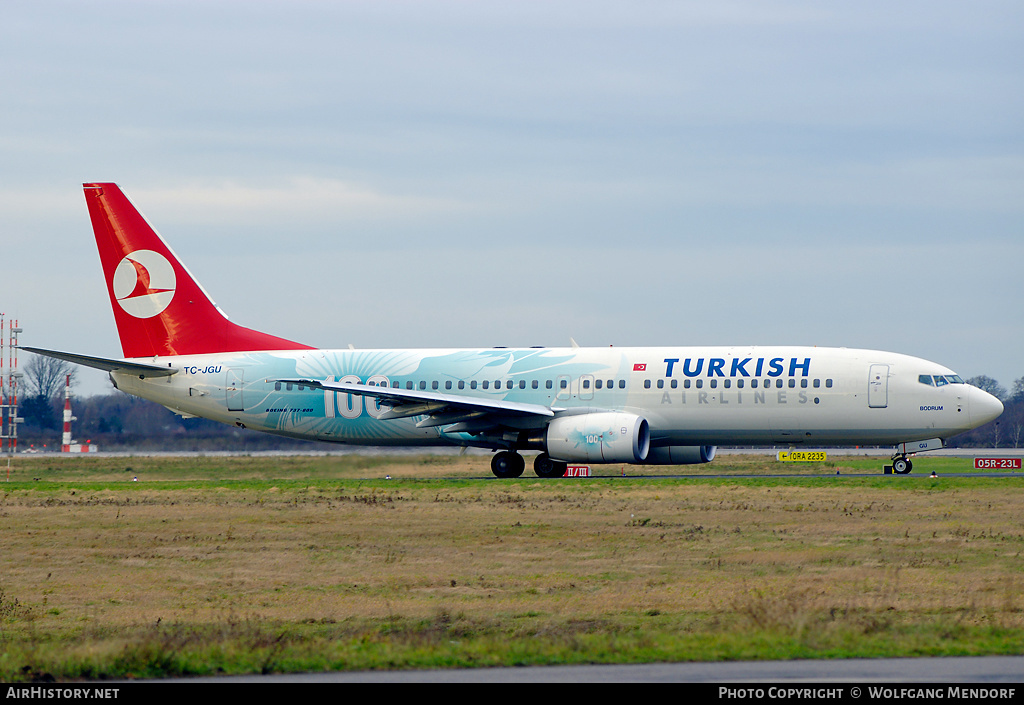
<box><xmin>777</xmin><ymin>451</ymin><xmax>827</xmax><ymax>462</ymax></box>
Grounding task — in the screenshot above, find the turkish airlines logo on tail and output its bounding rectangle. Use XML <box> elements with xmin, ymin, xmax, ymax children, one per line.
<box><xmin>112</xmin><ymin>250</ymin><xmax>176</xmax><ymax>318</ymax></box>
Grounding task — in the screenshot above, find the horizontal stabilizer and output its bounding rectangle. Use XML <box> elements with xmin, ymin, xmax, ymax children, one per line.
<box><xmin>20</xmin><ymin>346</ymin><xmax>178</xmax><ymax>377</ymax></box>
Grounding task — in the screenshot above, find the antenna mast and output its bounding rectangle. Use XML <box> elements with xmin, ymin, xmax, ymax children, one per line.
<box><xmin>1</xmin><ymin>314</ymin><xmax>22</xmax><ymax>477</ymax></box>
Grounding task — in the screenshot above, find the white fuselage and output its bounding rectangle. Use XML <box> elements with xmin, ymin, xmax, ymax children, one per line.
<box><xmin>110</xmin><ymin>345</ymin><xmax>1002</xmax><ymax>454</ymax></box>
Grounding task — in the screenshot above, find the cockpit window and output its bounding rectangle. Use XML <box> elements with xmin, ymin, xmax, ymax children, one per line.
<box><xmin>922</xmin><ymin>374</ymin><xmax>964</xmax><ymax>387</ymax></box>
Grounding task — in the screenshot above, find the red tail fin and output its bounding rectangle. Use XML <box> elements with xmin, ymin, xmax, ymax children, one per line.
<box><xmin>84</xmin><ymin>183</ymin><xmax>313</xmax><ymax>358</ymax></box>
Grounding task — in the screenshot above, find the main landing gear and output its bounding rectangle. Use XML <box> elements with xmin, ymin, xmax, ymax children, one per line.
<box><xmin>533</xmin><ymin>453</ymin><xmax>568</xmax><ymax>479</ymax></box>
<box><xmin>490</xmin><ymin>450</ymin><xmax>525</xmax><ymax>478</ymax></box>
<box><xmin>490</xmin><ymin>451</ymin><xmax>568</xmax><ymax>478</ymax></box>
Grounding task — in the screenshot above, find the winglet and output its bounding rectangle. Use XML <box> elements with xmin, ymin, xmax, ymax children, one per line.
<box><xmin>84</xmin><ymin>183</ymin><xmax>314</xmax><ymax>357</ymax></box>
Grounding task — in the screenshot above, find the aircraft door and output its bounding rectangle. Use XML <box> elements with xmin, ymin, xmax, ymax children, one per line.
<box><xmin>868</xmin><ymin>364</ymin><xmax>888</xmax><ymax>408</ymax></box>
<box><xmin>226</xmin><ymin>368</ymin><xmax>245</xmax><ymax>411</ymax></box>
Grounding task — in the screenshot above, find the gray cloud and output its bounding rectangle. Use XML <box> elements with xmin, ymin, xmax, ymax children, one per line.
<box><xmin>2</xmin><ymin>1</ymin><xmax>1021</xmax><ymax>395</ymax></box>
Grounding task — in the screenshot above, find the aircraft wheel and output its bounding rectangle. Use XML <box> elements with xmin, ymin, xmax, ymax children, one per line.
<box><xmin>491</xmin><ymin>451</ymin><xmax>525</xmax><ymax>478</ymax></box>
<box><xmin>534</xmin><ymin>453</ymin><xmax>567</xmax><ymax>478</ymax></box>
<box><xmin>893</xmin><ymin>457</ymin><xmax>913</xmax><ymax>475</ymax></box>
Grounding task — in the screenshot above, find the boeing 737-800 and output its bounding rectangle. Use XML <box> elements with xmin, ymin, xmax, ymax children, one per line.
<box><xmin>23</xmin><ymin>183</ymin><xmax>1004</xmax><ymax>477</ymax></box>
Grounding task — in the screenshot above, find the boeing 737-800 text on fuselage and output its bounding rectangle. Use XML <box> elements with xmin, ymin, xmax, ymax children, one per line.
<box><xmin>23</xmin><ymin>184</ymin><xmax>1004</xmax><ymax>477</ymax></box>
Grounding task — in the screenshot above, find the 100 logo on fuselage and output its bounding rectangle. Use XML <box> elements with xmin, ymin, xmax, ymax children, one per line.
<box><xmin>324</xmin><ymin>375</ymin><xmax>389</xmax><ymax>419</ymax></box>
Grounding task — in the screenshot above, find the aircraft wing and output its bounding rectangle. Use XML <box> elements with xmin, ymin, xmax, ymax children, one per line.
<box><xmin>20</xmin><ymin>347</ymin><xmax>179</xmax><ymax>377</ymax></box>
<box><xmin>278</xmin><ymin>377</ymin><xmax>556</xmax><ymax>432</ymax></box>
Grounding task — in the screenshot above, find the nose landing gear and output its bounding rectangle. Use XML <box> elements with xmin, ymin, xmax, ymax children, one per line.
<box><xmin>888</xmin><ymin>439</ymin><xmax>944</xmax><ymax>475</ymax></box>
<box><xmin>892</xmin><ymin>455</ymin><xmax>913</xmax><ymax>474</ymax></box>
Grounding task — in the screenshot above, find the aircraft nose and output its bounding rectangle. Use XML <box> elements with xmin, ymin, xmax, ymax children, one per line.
<box><xmin>969</xmin><ymin>386</ymin><xmax>1004</xmax><ymax>427</ymax></box>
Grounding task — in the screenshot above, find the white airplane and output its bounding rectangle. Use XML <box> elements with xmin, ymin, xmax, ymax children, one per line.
<box><xmin>24</xmin><ymin>183</ymin><xmax>1003</xmax><ymax>477</ymax></box>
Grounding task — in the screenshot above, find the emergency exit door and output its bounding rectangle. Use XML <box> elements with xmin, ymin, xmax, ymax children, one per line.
<box><xmin>226</xmin><ymin>368</ymin><xmax>245</xmax><ymax>411</ymax></box>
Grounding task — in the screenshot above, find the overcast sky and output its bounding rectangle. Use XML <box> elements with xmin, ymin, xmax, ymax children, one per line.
<box><xmin>2</xmin><ymin>1</ymin><xmax>1021</xmax><ymax>397</ymax></box>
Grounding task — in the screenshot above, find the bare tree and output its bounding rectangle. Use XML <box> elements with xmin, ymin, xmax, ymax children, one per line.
<box><xmin>23</xmin><ymin>353</ymin><xmax>77</xmax><ymax>400</ymax></box>
<box><xmin>966</xmin><ymin>375</ymin><xmax>1008</xmax><ymax>401</ymax></box>
<box><xmin>1011</xmin><ymin>377</ymin><xmax>1024</xmax><ymax>402</ymax></box>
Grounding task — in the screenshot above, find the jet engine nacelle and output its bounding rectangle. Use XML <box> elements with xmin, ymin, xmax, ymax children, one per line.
<box><xmin>546</xmin><ymin>412</ymin><xmax>650</xmax><ymax>463</ymax></box>
<box><xmin>643</xmin><ymin>445</ymin><xmax>717</xmax><ymax>465</ymax></box>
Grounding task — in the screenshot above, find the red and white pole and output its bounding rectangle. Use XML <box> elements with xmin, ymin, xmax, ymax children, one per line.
<box><xmin>62</xmin><ymin>374</ymin><xmax>74</xmax><ymax>452</ymax></box>
<box><xmin>10</xmin><ymin>319</ymin><xmax>16</xmax><ymax>455</ymax></box>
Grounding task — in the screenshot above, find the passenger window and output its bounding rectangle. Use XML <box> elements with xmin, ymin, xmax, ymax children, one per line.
<box><xmin>644</xmin><ymin>380</ymin><xmax>651</xmax><ymax>389</ymax></box>
<box><xmin>826</xmin><ymin>379</ymin><xmax>833</xmax><ymax>388</ymax></box>
<box><xmin>546</xmin><ymin>380</ymin><xmax>553</xmax><ymax>389</ymax></box>
<box><xmin>445</xmin><ymin>381</ymin><xmax>452</xmax><ymax>390</ymax></box>
<box><xmin>657</xmin><ymin>379</ymin><xmax>664</xmax><ymax>389</ymax></box>
<box><xmin>788</xmin><ymin>379</ymin><xmax>796</xmax><ymax>388</ymax></box>
<box><xmin>724</xmin><ymin>379</ymin><xmax>731</xmax><ymax>389</ymax></box>
<box><xmin>406</xmin><ymin>381</ymin><xmax>414</xmax><ymax>390</ymax></box>
<box><xmin>696</xmin><ymin>379</ymin><xmax>703</xmax><ymax>389</ymax></box>
<box><xmin>519</xmin><ymin>380</ymin><xmax>526</xmax><ymax>389</ymax></box>
<box><xmin>684</xmin><ymin>379</ymin><xmax>691</xmax><ymax>389</ymax></box>
<box><xmin>801</xmin><ymin>379</ymin><xmax>808</xmax><ymax>388</ymax></box>
<box><xmin>737</xmin><ymin>379</ymin><xmax>744</xmax><ymax>389</ymax></box>
<box><xmin>671</xmin><ymin>379</ymin><xmax>678</xmax><ymax>389</ymax></box>
<box><xmin>482</xmin><ymin>381</ymin><xmax>489</xmax><ymax>389</ymax></box>
<box><xmin>507</xmin><ymin>380</ymin><xmax>514</xmax><ymax>389</ymax></box>
<box><xmin>814</xmin><ymin>379</ymin><xmax>820</xmax><ymax>388</ymax></box>
<box><xmin>751</xmin><ymin>379</ymin><xmax>758</xmax><ymax>389</ymax></box>
<box><xmin>419</xmin><ymin>381</ymin><xmax>427</xmax><ymax>390</ymax></box>
<box><xmin>470</xmin><ymin>381</ymin><xmax>477</xmax><ymax>390</ymax></box>
<box><xmin>595</xmin><ymin>380</ymin><xmax>603</xmax><ymax>389</ymax></box>
<box><xmin>560</xmin><ymin>379</ymin><xmax>568</xmax><ymax>389</ymax></box>
<box><xmin>618</xmin><ymin>380</ymin><xmax>625</xmax><ymax>389</ymax></box>
<box><xmin>274</xmin><ymin>382</ymin><xmax>282</xmax><ymax>391</ymax></box>
<box><xmin>432</xmin><ymin>381</ymin><xmax>439</xmax><ymax>390</ymax></box>
<box><xmin>776</xmin><ymin>379</ymin><xmax>783</xmax><ymax>389</ymax></box>
<box><xmin>710</xmin><ymin>379</ymin><xmax>717</xmax><ymax>389</ymax></box>
<box><xmin>532</xmin><ymin>380</ymin><xmax>539</xmax><ymax>389</ymax></box>
<box><xmin>583</xmin><ymin>379</ymin><xmax>591</xmax><ymax>389</ymax></box>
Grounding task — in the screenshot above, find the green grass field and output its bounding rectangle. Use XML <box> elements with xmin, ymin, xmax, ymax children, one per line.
<box><xmin>1</xmin><ymin>452</ymin><xmax>1022</xmax><ymax>680</ymax></box>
